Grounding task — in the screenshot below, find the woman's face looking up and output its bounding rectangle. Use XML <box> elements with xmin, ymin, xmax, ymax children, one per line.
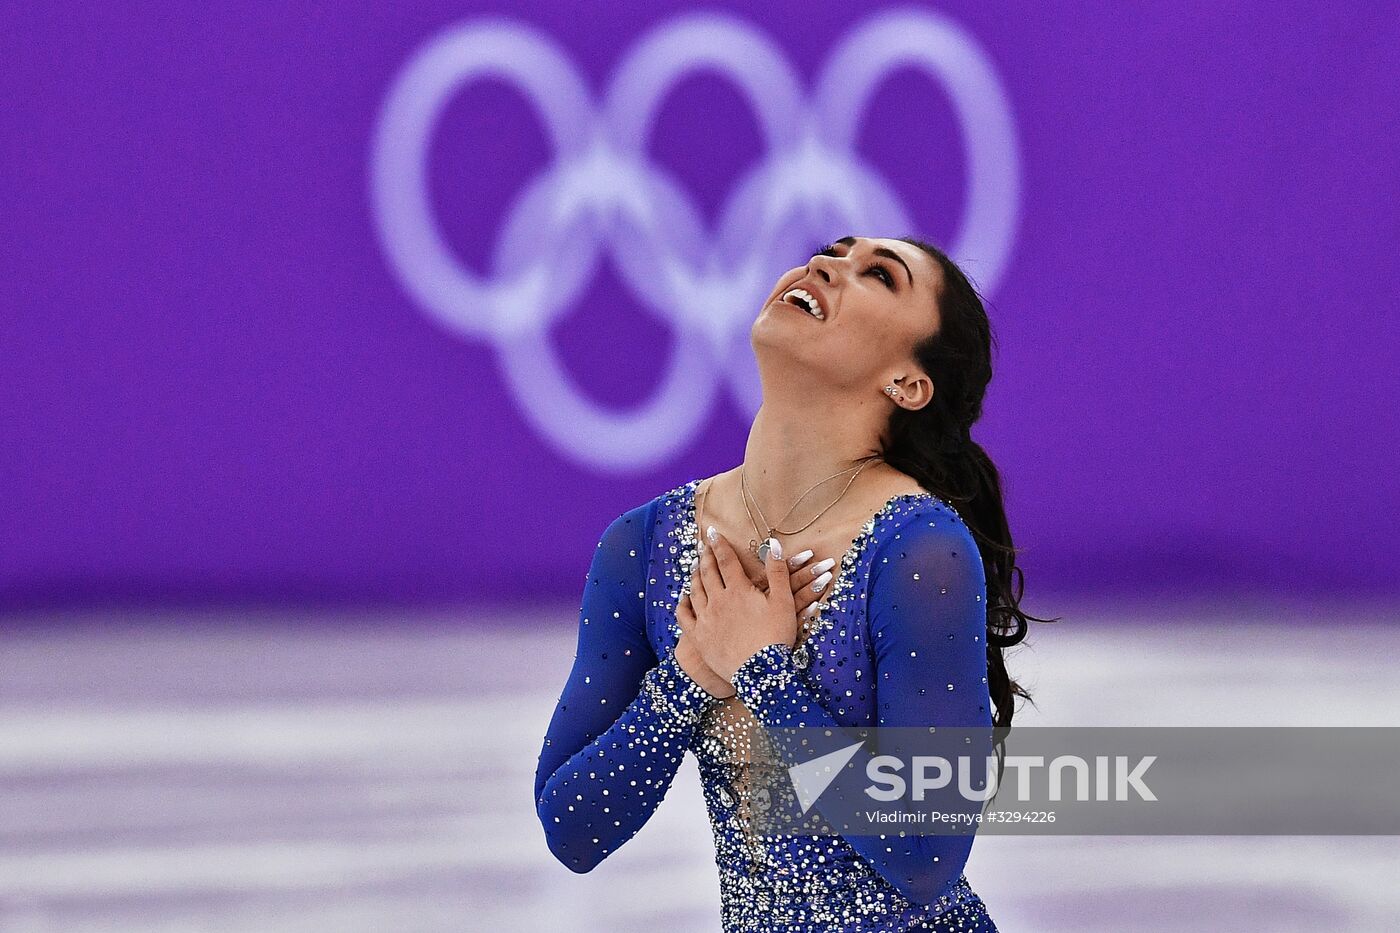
<box><xmin>752</xmin><ymin>235</ymin><xmax>943</xmax><ymax>396</ymax></box>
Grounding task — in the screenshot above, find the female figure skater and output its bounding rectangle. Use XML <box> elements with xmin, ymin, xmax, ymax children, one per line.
<box><xmin>534</xmin><ymin>236</ymin><xmax>1046</xmax><ymax>931</ymax></box>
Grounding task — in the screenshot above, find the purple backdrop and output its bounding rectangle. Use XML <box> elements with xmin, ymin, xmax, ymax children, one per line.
<box><xmin>4</xmin><ymin>2</ymin><xmax>1397</xmax><ymax>611</ymax></box>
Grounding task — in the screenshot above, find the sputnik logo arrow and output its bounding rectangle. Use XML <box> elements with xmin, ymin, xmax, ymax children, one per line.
<box><xmin>788</xmin><ymin>740</ymin><xmax>865</xmax><ymax>814</ymax></box>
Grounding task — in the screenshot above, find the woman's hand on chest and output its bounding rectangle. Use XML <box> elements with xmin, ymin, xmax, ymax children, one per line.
<box><xmin>678</xmin><ymin>526</ymin><xmax>836</xmax><ymax>682</ymax></box>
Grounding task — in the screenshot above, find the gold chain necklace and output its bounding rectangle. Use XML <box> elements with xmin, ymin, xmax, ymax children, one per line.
<box><xmin>740</xmin><ymin>455</ymin><xmax>883</xmax><ymax>561</ymax></box>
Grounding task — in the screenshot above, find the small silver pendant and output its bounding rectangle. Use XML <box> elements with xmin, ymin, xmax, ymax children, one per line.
<box><xmin>756</xmin><ymin>539</ymin><xmax>772</xmax><ymax>561</ymax></box>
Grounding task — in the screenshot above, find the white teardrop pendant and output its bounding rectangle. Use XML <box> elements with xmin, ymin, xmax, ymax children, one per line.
<box><xmin>756</xmin><ymin>538</ymin><xmax>772</xmax><ymax>562</ymax></box>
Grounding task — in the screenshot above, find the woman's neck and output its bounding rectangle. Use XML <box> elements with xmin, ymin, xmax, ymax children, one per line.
<box><xmin>738</xmin><ymin>396</ymin><xmax>890</xmax><ymax>530</ymax></box>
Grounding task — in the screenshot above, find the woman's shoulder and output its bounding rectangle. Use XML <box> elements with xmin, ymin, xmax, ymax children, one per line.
<box><xmin>869</xmin><ymin>482</ymin><xmax>967</xmax><ymax>530</ymax></box>
<box><xmin>869</xmin><ymin>490</ymin><xmax>980</xmax><ymax>565</ymax></box>
<box><xmin>864</xmin><ymin>494</ymin><xmax>987</xmax><ymax>624</ymax></box>
<box><xmin>595</xmin><ymin>477</ymin><xmax>702</xmax><ymax>547</ymax></box>
<box><xmin>656</xmin><ymin>476</ymin><xmax>704</xmax><ymax>510</ymax></box>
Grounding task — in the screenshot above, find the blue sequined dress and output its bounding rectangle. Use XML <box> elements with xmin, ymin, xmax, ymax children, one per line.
<box><xmin>535</xmin><ymin>479</ymin><xmax>999</xmax><ymax>931</ymax></box>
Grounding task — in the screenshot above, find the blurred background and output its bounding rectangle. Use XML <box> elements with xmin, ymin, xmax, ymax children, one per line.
<box><xmin>3</xmin><ymin>2</ymin><xmax>1397</xmax><ymax>931</ymax></box>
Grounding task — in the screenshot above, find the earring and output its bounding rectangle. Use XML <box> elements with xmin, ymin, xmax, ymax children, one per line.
<box><xmin>884</xmin><ymin>384</ymin><xmax>902</xmax><ymax>400</ymax></box>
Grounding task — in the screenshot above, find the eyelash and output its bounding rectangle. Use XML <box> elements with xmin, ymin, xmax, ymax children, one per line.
<box><xmin>811</xmin><ymin>242</ymin><xmax>895</xmax><ymax>289</ymax></box>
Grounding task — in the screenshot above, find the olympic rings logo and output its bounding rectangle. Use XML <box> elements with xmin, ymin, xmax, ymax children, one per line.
<box><xmin>370</xmin><ymin>10</ymin><xmax>1020</xmax><ymax>471</ymax></box>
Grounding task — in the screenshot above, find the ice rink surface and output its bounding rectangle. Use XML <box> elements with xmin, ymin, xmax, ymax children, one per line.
<box><xmin>2</xmin><ymin>598</ymin><xmax>1397</xmax><ymax>932</ymax></box>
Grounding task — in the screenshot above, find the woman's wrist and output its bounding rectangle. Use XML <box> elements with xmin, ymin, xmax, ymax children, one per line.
<box><xmin>730</xmin><ymin>642</ymin><xmax>798</xmax><ymax>712</ymax></box>
<box><xmin>644</xmin><ymin>646</ymin><xmax>724</xmax><ymax>723</ymax></box>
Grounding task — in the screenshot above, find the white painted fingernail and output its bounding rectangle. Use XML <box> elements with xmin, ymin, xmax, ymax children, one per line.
<box><xmin>810</xmin><ymin>557</ymin><xmax>837</xmax><ymax>576</ymax></box>
<box><xmin>767</xmin><ymin>537</ymin><xmax>783</xmax><ymax>560</ymax></box>
<box><xmin>811</xmin><ymin>570</ymin><xmax>833</xmax><ymax>593</ymax></box>
<box><xmin>706</xmin><ymin>525</ymin><xmax>718</xmax><ymax>544</ymax></box>
<box><xmin>787</xmin><ymin>549</ymin><xmax>814</xmax><ymax>569</ymax></box>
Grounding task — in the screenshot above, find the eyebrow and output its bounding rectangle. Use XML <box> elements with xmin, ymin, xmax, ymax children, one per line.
<box><xmin>833</xmin><ymin>235</ymin><xmax>914</xmax><ymax>287</ymax></box>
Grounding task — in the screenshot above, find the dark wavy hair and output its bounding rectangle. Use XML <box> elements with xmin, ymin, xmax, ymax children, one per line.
<box><xmin>877</xmin><ymin>237</ymin><xmax>1059</xmax><ymax>731</ymax></box>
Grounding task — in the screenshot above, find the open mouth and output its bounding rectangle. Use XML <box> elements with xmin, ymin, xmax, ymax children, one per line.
<box><xmin>781</xmin><ymin>287</ymin><xmax>825</xmax><ymax>321</ymax></box>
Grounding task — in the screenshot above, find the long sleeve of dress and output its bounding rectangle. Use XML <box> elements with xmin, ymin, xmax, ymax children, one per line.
<box><xmin>534</xmin><ymin>504</ymin><xmax>722</xmax><ymax>873</ymax></box>
<box><xmin>729</xmin><ymin>509</ymin><xmax>993</xmax><ymax>908</ymax></box>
